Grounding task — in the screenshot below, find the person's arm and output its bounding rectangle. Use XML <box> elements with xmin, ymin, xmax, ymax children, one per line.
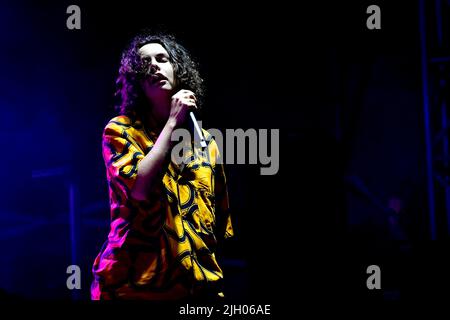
<box><xmin>130</xmin><ymin>120</ymin><xmax>176</xmax><ymax>200</ymax></box>
<box><xmin>130</xmin><ymin>89</ymin><xmax>197</xmax><ymax>201</ymax></box>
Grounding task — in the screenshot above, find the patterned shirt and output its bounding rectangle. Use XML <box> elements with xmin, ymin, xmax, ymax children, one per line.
<box><xmin>91</xmin><ymin>114</ymin><xmax>233</xmax><ymax>300</ymax></box>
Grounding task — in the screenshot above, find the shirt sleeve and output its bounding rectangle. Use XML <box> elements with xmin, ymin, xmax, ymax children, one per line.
<box><xmin>102</xmin><ymin>121</ymin><xmax>144</xmax><ymax>199</ymax></box>
<box><xmin>210</xmin><ymin>138</ymin><xmax>234</xmax><ymax>239</ymax></box>
<box><xmin>215</xmin><ymin>162</ymin><xmax>234</xmax><ymax>239</ymax></box>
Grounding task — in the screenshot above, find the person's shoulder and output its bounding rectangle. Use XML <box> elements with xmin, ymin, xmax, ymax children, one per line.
<box><xmin>106</xmin><ymin>115</ymin><xmax>134</xmax><ymax>128</ymax></box>
<box><xmin>202</xmin><ymin>129</ymin><xmax>223</xmax><ymax>159</ymax></box>
<box><xmin>103</xmin><ymin>115</ymin><xmax>136</xmax><ymax>133</ymax></box>
<box><xmin>201</xmin><ymin>128</ymin><xmax>211</xmax><ymax>138</ymax></box>
<box><xmin>202</xmin><ymin>129</ymin><xmax>216</xmax><ymax>146</ymax></box>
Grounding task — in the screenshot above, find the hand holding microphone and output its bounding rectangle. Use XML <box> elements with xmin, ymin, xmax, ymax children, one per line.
<box><xmin>170</xmin><ymin>89</ymin><xmax>207</xmax><ymax>148</ymax></box>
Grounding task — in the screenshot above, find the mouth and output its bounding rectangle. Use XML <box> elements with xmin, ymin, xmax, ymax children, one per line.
<box><xmin>149</xmin><ymin>74</ymin><xmax>168</xmax><ymax>84</ymax></box>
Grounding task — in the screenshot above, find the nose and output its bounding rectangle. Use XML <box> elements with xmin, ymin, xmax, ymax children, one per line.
<box><xmin>149</xmin><ymin>58</ymin><xmax>159</xmax><ymax>74</ymax></box>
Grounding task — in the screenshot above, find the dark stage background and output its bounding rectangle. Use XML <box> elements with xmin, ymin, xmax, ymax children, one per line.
<box><xmin>1</xmin><ymin>0</ymin><xmax>450</xmax><ymax>308</ymax></box>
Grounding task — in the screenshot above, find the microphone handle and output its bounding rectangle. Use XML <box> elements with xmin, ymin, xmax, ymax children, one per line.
<box><xmin>189</xmin><ymin>112</ymin><xmax>207</xmax><ymax>148</ymax></box>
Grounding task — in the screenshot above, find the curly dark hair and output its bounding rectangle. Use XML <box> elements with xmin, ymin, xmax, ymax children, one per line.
<box><xmin>114</xmin><ymin>31</ymin><xmax>205</xmax><ymax>116</ymax></box>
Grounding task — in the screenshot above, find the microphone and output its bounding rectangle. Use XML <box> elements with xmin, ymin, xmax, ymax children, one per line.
<box><xmin>189</xmin><ymin>111</ymin><xmax>207</xmax><ymax>148</ymax></box>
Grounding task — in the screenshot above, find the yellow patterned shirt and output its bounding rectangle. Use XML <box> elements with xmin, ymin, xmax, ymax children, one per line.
<box><xmin>91</xmin><ymin>114</ymin><xmax>233</xmax><ymax>300</ymax></box>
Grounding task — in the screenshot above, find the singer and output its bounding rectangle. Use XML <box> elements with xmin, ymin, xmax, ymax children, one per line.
<box><xmin>91</xmin><ymin>31</ymin><xmax>233</xmax><ymax>300</ymax></box>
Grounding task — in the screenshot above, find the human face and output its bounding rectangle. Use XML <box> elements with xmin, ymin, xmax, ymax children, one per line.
<box><xmin>139</xmin><ymin>43</ymin><xmax>176</xmax><ymax>96</ymax></box>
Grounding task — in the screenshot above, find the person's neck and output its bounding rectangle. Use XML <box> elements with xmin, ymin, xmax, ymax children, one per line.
<box><xmin>145</xmin><ymin>95</ymin><xmax>171</xmax><ymax>133</ymax></box>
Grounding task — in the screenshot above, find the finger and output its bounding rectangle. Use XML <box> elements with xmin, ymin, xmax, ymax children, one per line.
<box><xmin>174</xmin><ymin>89</ymin><xmax>191</xmax><ymax>99</ymax></box>
<box><xmin>184</xmin><ymin>93</ymin><xmax>197</xmax><ymax>102</ymax></box>
<box><xmin>181</xmin><ymin>98</ymin><xmax>196</xmax><ymax>105</ymax></box>
<box><xmin>178</xmin><ymin>89</ymin><xmax>193</xmax><ymax>95</ymax></box>
<box><xmin>185</xmin><ymin>101</ymin><xmax>197</xmax><ymax>109</ymax></box>
<box><xmin>181</xmin><ymin>90</ymin><xmax>196</xmax><ymax>100</ymax></box>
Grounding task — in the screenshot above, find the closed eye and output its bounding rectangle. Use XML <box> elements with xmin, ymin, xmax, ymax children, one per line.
<box><xmin>156</xmin><ymin>54</ymin><xmax>169</xmax><ymax>63</ymax></box>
